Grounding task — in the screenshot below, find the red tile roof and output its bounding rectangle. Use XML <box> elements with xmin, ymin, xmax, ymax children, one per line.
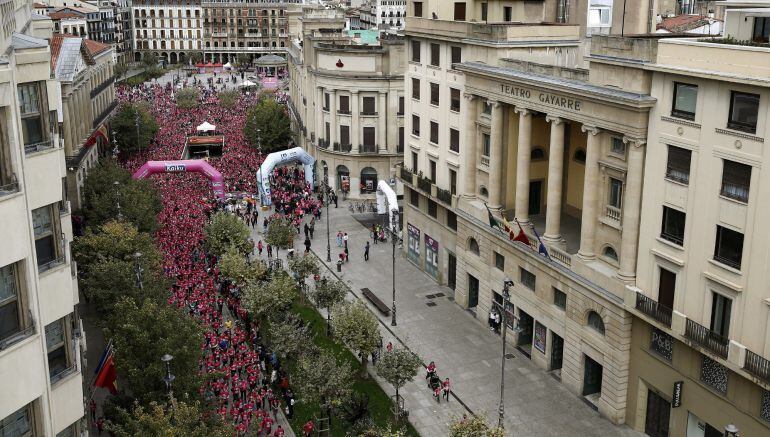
<box><xmin>657</xmin><ymin>14</ymin><xmax>722</xmax><ymax>33</ymax></box>
<box><xmin>49</xmin><ymin>34</ymin><xmax>66</xmax><ymax>71</ymax></box>
<box><xmin>49</xmin><ymin>11</ymin><xmax>84</xmax><ymax>20</ymax></box>
<box><xmin>83</xmin><ymin>39</ymin><xmax>110</xmax><ymax>56</ymax></box>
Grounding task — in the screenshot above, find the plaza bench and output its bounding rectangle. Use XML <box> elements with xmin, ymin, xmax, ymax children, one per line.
<box><xmin>361</xmin><ymin>288</ymin><xmax>391</xmax><ymax>316</ymax></box>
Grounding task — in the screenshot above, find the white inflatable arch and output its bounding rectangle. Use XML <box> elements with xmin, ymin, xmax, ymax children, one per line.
<box><xmin>376</xmin><ymin>180</ymin><xmax>400</xmax><ymax>230</ymax></box>
<box><xmin>256</xmin><ymin>147</ymin><xmax>315</xmax><ymax>206</ymax></box>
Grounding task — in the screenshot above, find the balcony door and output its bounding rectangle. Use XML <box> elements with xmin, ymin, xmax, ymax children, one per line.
<box><xmin>658</xmin><ymin>268</ymin><xmax>676</xmax><ymax>310</ymax></box>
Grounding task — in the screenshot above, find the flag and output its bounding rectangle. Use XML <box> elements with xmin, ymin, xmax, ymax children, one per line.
<box><xmin>512</xmin><ymin>219</ymin><xmax>531</xmax><ymax>246</ymax></box>
<box><xmin>485</xmin><ymin>203</ymin><xmax>502</xmax><ymax>231</ymax></box>
<box><xmin>93</xmin><ymin>341</ymin><xmax>112</xmax><ymax>375</ymax></box>
<box><xmin>94</xmin><ymin>344</ymin><xmax>118</xmax><ymax>395</ymax></box>
<box><xmin>532</xmin><ymin>226</ymin><xmax>551</xmax><ymax>259</ymax></box>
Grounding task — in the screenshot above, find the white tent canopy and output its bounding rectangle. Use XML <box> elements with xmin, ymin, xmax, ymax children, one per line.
<box><xmin>196</xmin><ymin>122</ymin><xmax>216</xmax><ymax>132</ymax></box>
<box><xmin>223</xmin><ymin>62</ymin><xmax>233</xmax><ymax>70</ymax></box>
<box><xmin>376</xmin><ymin>180</ymin><xmax>400</xmax><ymax>231</ymax></box>
<box><xmin>240</xmin><ymin>79</ymin><xmax>257</xmax><ymax>87</ymax></box>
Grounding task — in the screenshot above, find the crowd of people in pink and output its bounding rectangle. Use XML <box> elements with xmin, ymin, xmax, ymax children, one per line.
<box><xmin>117</xmin><ymin>82</ymin><xmax>321</xmax><ymax>435</ymax></box>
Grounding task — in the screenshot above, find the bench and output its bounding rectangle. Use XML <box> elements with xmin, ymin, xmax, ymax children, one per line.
<box><xmin>361</xmin><ymin>288</ymin><xmax>391</xmax><ymax>316</ymax></box>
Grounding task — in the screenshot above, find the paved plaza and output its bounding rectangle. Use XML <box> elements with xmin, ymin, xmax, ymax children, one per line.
<box><xmin>252</xmin><ymin>198</ymin><xmax>642</xmax><ymax>437</ymax></box>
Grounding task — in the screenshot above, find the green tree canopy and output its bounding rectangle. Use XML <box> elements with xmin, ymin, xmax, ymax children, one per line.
<box><xmin>189</xmin><ymin>51</ymin><xmax>204</xmax><ymax>64</ymax></box>
<box><xmin>243</xmin><ymin>96</ymin><xmax>291</xmax><ymax>153</ymax></box>
<box><xmin>311</xmin><ymin>276</ymin><xmax>348</xmax><ymax>335</ymax></box>
<box><xmin>265</xmin><ymin>218</ymin><xmax>294</xmax><ymax>253</ymax></box>
<box><xmin>218</xmin><ymin>89</ymin><xmax>239</xmax><ymax>109</ymax></box>
<box><xmin>107</xmin><ymin>398</ymin><xmax>234</xmax><ymax>437</ymax></box>
<box><xmin>288</xmin><ymin>254</ymin><xmax>320</xmax><ymax>285</ymax></box>
<box><xmin>293</xmin><ymin>350</ymin><xmax>353</xmax><ymax>421</ymax></box>
<box><xmin>204</xmin><ymin>211</ymin><xmax>252</xmax><ymax>256</ymax></box>
<box><xmin>80</xmin><ymin>258</ymin><xmax>168</xmax><ymax>320</ymax></box>
<box><xmin>376</xmin><ymin>348</ymin><xmax>422</xmax><ymax>402</ymax></box>
<box><xmin>105</xmin><ymin>297</ymin><xmax>204</xmax><ymax>404</ymax></box>
<box><xmin>448</xmin><ymin>414</ymin><xmax>505</xmax><ymax>437</ymax></box>
<box><xmin>332</xmin><ymin>301</ymin><xmax>382</xmax><ymax>373</ymax></box>
<box><xmin>111</xmin><ymin>103</ymin><xmax>159</xmax><ymax>154</ymax></box>
<box><xmin>218</xmin><ymin>245</ymin><xmax>267</xmax><ymax>286</ymax></box>
<box><xmin>176</xmin><ymin>87</ymin><xmax>200</xmax><ymax>109</ymax></box>
<box><xmin>142</xmin><ymin>52</ymin><xmax>159</xmax><ymax>70</ymax></box>
<box><xmin>242</xmin><ymin>271</ymin><xmax>298</xmax><ymax>320</ymax></box>
<box><xmin>236</xmin><ymin>53</ymin><xmax>251</xmax><ymax>68</ymax></box>
<box><xmin>73</xmin><ymin>220</ymin><xmax>161</xmax><ymax>277</ymax></box>
<box><xmin>268</xmin><ymin>314</ymin><xmax>316</xmax><ymax>361</ymax></box>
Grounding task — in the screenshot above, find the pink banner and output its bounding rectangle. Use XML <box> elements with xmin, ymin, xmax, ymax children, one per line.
<box><xmin>132</xmin><ymin>160</ymin><xmax>225</xmax><ymax>200</ymax></box>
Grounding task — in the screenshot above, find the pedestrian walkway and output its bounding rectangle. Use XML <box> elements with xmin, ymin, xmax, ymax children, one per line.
<box><xmin>256</xmin><ymin>199</ymin><xmax>642</xmax><ymax>437</ymax></box>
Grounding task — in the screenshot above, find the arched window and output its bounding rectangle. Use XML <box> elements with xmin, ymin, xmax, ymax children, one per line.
<box><xmin>531</xmin><ymin>147</ymin><xmax>546</xmax><ymax>160</ymax></box>
<box><xmin>587</xmin><ymin>311</ymin><xmax>605</xmax><ymax>335</ymax></box>
<box><xmin>360</xmin><ymin>167</ymin><xmax>377</xmax><ymax>193</ymax></box>
<box><xmin>468</xmin><ymin>238</ymin><xmax>480</xmax><ymax>255</ymax></box>
<box><xmin>574</xmin><ymin>149</ymin><xmax>587</xmax><ymax>164</ymax></box>
<box><xmin>479</xmin><ymin>186</ymin><xmax>489</xmax><ymax>197</ymax></box>
<box><xmin>603</xmin><ymin>246</ymin><xmax>618</xmax><ymax>262</ymax></box>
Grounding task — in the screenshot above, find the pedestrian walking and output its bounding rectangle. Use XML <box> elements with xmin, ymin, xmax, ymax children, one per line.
<box><xmin>303</xmin><ymin>223</ymin><xmax>309</xmax><ymax>238</ymax></box>
<box><xmin>442</xmin><ymin>377</ymin><xmax>451</xmax><ymax>402</ymax></box>
<box><xmin>303</xmin><ymin>420</ymin><xmax>315</xmax><ymax>437</ymax></box>
<box><xmin>258</xmin><ymin>240</ymin><xmax>263</xmax><ymax>256</ymax></box>
<box><xmin>364</xmin><ymin>241</ymin><xmax>370</xmax><ymax>261</ymax></box>
<box><xmin>386</xmin><ymin>341</ymin><xmax>393</xmax><ymax>352</ymax></box>
<box><xmin>336</xmin><ymin>231</ymin><xmax>343</xmax><ymax>247</ymax></box>
<box><xmin>304</xmin><ymin>237</ymin><xmax>312</xmax><ymax>253</ymax></box>
<box><xmin>89</xmin><ymin>399</ymin><xmax>96</xmax><ymax>422</ymax></box>
<box><xmin>267</xmin><ymin>243</ymin><xmax>273</xmax><ymax>258</ymax></box>
<box><xmin>372</xmin><ymin>224</ymin><xmax>378</xmax><ymax>244</ymax></box>
<box><xmin>309</xmin><ymin>221</ymin><xmax>315</xmax><ymax>239</ymax></box>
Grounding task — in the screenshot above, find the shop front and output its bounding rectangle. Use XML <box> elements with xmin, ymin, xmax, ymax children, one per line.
<box><xmin>407</xmin><ymin>223</ymin><xmax>420</xmax><ymax>267</ymax></box>
<box><xmin>424</xmin><ymin>233</ymin><xmax>439</xmax><ymax>280</ymax></box>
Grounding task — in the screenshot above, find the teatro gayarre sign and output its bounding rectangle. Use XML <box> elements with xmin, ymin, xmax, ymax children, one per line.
<box><xmin>500</xmin><ymin>84</ymin><xmax>583</xmax><ymax>112</ymax></box>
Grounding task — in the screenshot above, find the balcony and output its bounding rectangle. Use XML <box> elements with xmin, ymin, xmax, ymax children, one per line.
<box><xmin>605</xmin><ymin>205</ymin><xmax>621</xmax><ymax>222</ymax></box>
<box><xmin>358</xmin><ymin>144</ymin><xmax>377</xmax><ymax>154</ymax></box>
<box><xmin>480</xmin><ymin>155</ymin><xmax>490</xmax><ymax>167</ymax></box>
<box><xmin>436</xmin><ymin>187</ymin><xmax>452</xmax><ymax>205</ymax></box>
<box><xmin>0</xmin><ymin>322</ymin><xmax>36</xmax><ymax>352</ymax></box>
<box><xmin>400</xmin><ymin>166</ymin><xmax>413</xmax><ymax>182</ymax></box>
<box><xmin>39</xmin><ymin>255</ymin><xmax>66</xmax><ymax>274</ymax></box>
<box><xmin>24</xmin><ymin>139</ymin><xmax>54</xmax><ymax>155</ymax></box>
<box><xmin>318</xmin><ymin>138</ymin><xmax>329</xmax><ymax>149</ymax></box>
<box><xmin>333</xmin><ymin>143</ymin><xmax>352</xmax><ymax>153</ymax></box>
<box><xmin>684</xmin><ymin>318</ymin><xmax>729</xmax><ymax>359</ymax></box>
<box><xmin>635</xmin><ymin>292</ymin><xmax>672</xmax><ymax>327</ymax></box>
<box><xmin>744</xmin><ymin>349</ymin><xmax>770</xmax><ymax>385</ymax></box>
<box><xmin>417</xmin><ymin>175</ymin><xmax>432</xmax><ymax>193</ymax></box>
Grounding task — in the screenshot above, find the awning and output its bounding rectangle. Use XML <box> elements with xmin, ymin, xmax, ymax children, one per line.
<box><xmin>196</xmin><ymin>121</ymin><xmax>216</xmax><ymax>132</ymax></box>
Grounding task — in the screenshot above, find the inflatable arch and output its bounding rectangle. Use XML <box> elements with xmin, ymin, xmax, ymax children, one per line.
<box><xmin>376</xmin><ymin>180</ymin><xmax>400</xmax><ymax>231</ymax></box>
<box><xmin>132</xmin><ymin>160</ymin><xmax>225</xmax><ymax>199</ymax></box>
<box><xmin>256</xmin><ymin>147</ymin><xmax>315</xmax><ymax>206</ymax></box>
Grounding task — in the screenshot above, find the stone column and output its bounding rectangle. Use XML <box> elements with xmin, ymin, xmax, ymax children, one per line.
<box><xmin>543</xmin><ymin>115</ymin><xmax>565</xmax><ymax>242</ymax></box>
<box><xmin>329</xmin><ymin>89</ymin><xmax>338</xmax><ymax>146</ymax></box>
<box><xmin>618</xmin><ymin>138</ymin><xmax>646</xmax><ymax>281</ymax></box>
<box><xmin>351</xmin><ymin>90</ymin><xmax>360</xmax><ymax>148</ymax></box>
<box><xmin>64</xmin><ymin>96</ymin><xmax>75</xmax><ymax>155</ymax></box>
<box><xmin>514</xmin><ymin>107</ymin><xmax>533</xmax><ymax>222</ymax></box>
<box><xmin>378</xmin><ymin>91</ymin><xmax>387</xmax><ymax>153</ymax></box>
<box><xmin>488</xmin><ymin>102</ymin><xmax>505</xmax><ymax>210</ymax></box>
<box><xmin>578</xmin><ymin>125</ymin><xmax>601</xmax><ymax>260</ymax></box>
<box><xmin>315</xmin><ymin>86</ymin><xmax>323</xmax><ymax>144</ymax></box>
<box><xmin>462</xmin><ymin>93</ymin><xmax>478</xmax><ymax>198</ymax></box>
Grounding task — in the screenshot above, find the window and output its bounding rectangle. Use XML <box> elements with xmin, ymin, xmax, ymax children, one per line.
<box><xmin>494</xmin><ymin>252</ymin><xmax>504</xmax><ymax>270</ymax></box>
<box><xmin>479</xmin><ymin>186</ymin><xmax>488</xmax><ymax>197</ymax></box>
<box><xmin>449</xmin><ymin>168</ymin><xmax>457</xmax><ymax>195</ymax></box>
<box><xmin>700</xmin><ymin>355</ymin><xmax>728</xmax><ymax>394</ymax></box>
<box><xmin>588</xmin><ymin>5</ymin><xmax>611</xmax><ymax>27</ymax></box>
<box><xmin>720</xmin><ymin>160</ymin><xmax>751</xmax><ymax>203</ymax></box>
<box><xmin>46</xmin><ymin>317</ymin><xmax>69</xmax><ymax>381</ymax></box>
<box><xmin>412</xmin><ymin>115</ymin><xmax>420</xmax><ymax>136</ymax></box>
<box><xmin>339</xmin><ymin>95</ymin><xmax>350</xmax><ymax>114</ymax></box>
<box><xmin>482</xmin><ymin>133</ymin><xmax>491</xmax><ymax>156</ymax></box>
<box><xmin>447</xmin><ymin>211</ymin><xmax>457</xmax><ymax>230</ymax></box>
<box><xmin>661</xmin><ymin>206</ymin><xmax>686</xmax><ymax>246</ymax></box>
<box><xmin>429</xmin><ymin>160</ymin><xmax>436</xmax><ymax>183</ymax></box>
<box><xmin>574</xmin><ymin>149</ymin><xmax>586</xmax><ymax>163</ymax></box>
<box><xmin>410</xmin><ymin>188</ymin><xmax>419</xmax><ymax>207</ymax></box>
<box><xmin>710</xmin><ymin>292</ymin><xmax>732</xmax><ymax>338</ymax></box>
<box><xmin>753</xmin><ymin>17</ymin><xmax>770</xmax><ymax>43</ymax></box>
<box><xmin>530</xmin><ymin>148</ymin><xmax>545</xmax><ymax>160</ymax></box>
<box><xmin>728</xmin><ymin>91</ymin><xmax>760</xmax><ymax>133</ymax></box>
<box><xmin>362</xmin><ymin>127</ymin><xmax>376</xmax><ymax>147</ymax></box>
<box><xmin>0</xmin><ymin>404</ymin><xmax>32</xmax><ymax>436</ymax></box>
<box><xmin>454</xmin><ymin>2</ymin><xmax>466</xmax><ymax>20</ymax></box>
<box><xmin>411</xmin><ymin>39</ymin><xmax>421</xmax><ymax>62</ymax></box>
<box><xmin>398</xmin><ymin>96</ymin><xmax>404</xmax><ymax>115</ymax></box>
<box><xmin>362</xmin><ymin>96</ymin><xmax>376</xmax><ymax>115</ymax></box>
<box><xmin>33</xmin><ymin>205</ymin><xmax>59</xmax><ymax>269</ymax></box>
<box><xmin>428</xmin><ymin>200</ymin><xmax>438</xmax><ymax>218</ymax></box>
<box><xmin>430</xmin><ymin>121</ymin><xmax>439</xmax><ymax>144</ymax></box>
<box><xmin>714</xmin><ymin>225</ymin><xmax>744</xmax><ymax>269</ymax></box>
<box><xmin>18</xmin><ymin>82</ymin><xmax>46</xmax><ymax>148</ymax></box>
<box><xmin>430</xmin><ymin>83</ymin><xmax>439</xmax><ymax>106</ymax></box>
<box><xmin>0</xmin><ymin>263</ymin><xmax>22</xmax><ymax>344</ymax></box>
<box><xmin>468</xmin><ymin>238</ymin><xmax>480</xmax><ymax>255</ymax></box>
<box><xmin>413</xmin><ymin>1</ymin><xmax>423</xmax><ymax>17</ymax></box>
<box><xmin>603</xmin><ymin>246</ymin><xmax>618</xmax><ymax>262</ymax></box>
<box><xmin>411</xmin><ymin>78</ymin><xmax>420</xmax><ymax>100</ymax></box>
<box><xmin>449</xmin><ymin>128</ymin><xmax>460</xmax><ymax>153</ymax></box>
<box><xmin>398</xmin><ymin>127</ymin><xmax>405</xmax><ymax>151</ymax></box>
<box><xmin>324</xmin><ymin>92</ymin><xmax>330</xmax><ymax>111</ymax></box>
<box><xmin>666</xmin><ymin>145</ymin><xmax>691</xmax><ymax>184</ymax></box>
<box><xmin>610</xmin><ymin>137</ymin><xmax>625</xmax><ymax>156</ymax></box>
<box><xmin>520</xmin><ymin>268</ymin><xmax>536</xmax><ymax>290</ymax></box>
<box><xmin>481</xmin><ymin>2</ymin><xmax>488</xmax><ymax>21</ymax></box>
<box><xmin>339</xmin><ymin>125</ymin><xmax>350</xmax><ymax>147</ymax></box>
<box><xmin>450</xmin><ymin>46</ymin><xmax>461</xmax><ymax>66</ymax></box>
<box><xmin>553</xmin><ymin>288</ymin><xmax>566</xmax><ymax>310</ymax></box>
<box><xmin>430</xmin><ymin>43</ymin><xmax>440</xmax><ymax>67</ymax></box>
<box><xmin>587</xmin><ymin>311</ymin><xmax>605</xmax><ymax>335</ymax></box>
<box><xmin>482</xmin><ymin>101</ymin><xmax>492</xmax><ymax>114</ymax></box>
<box><xmin>411</xmin><ymin>151</ymin><xmax>418</xmax><ymax>170</ymax></box>
<box><xmin>449</xmin><ymin>88</ymin><xmax>461</xmax><ymax>112</ymax></box>
<box><xmin>608</xmin><ymin>178</ymin><xmax>623</xmax><ymax>209</ymax></box>
<box><xmin>672</xmin><ymin>82</ymin><xmax>697</xmax><ymax>120</ymax></box>
<box><xmin>503</xmin><ymin>6</ymin><xmax>512</xmax><ymax>21</ymax></box>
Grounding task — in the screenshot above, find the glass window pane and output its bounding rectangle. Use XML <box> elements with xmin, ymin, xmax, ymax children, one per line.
<box><xmin>35</xmin><ymin>235</ymin><xmax>56</xmax><ymax>266</ymax></box>
<box><xmin>45</xmin><ymin>319</ymin><xmax>64</xmax><ymax>350</ymax></box>
<box><xmin>0</xmin><ymin>301</ymin><xmax>21</xmax><ymax>340</ymax></box>
<box><xmin>17</xmin><ymin>84</ymin><xmax>40</xmax><ymax>115</ymax></box>
<box><xmin>0</xmin><ymin>404</ymin><xmax>31</xmax><ymax>437</ymax></box>
<box><xmin>0</xmin><ymin>265</ymin><xmax>16</xmax><ymax>303</ymax></box>
<box><xmin>673</xmin><ymin>83</ymin><xmax>697</xmax><ymax>117</ymax></box>
<box><xmin>32</xmin><ymin>206</ymin><xmax>52</xmax><ymax>237</ymax></box>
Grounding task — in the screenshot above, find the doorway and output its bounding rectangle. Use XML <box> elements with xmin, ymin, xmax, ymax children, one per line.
<box><xmin>447</xmin><ymin>252</ymin><xmax>456</xmax><ymax>290</ymax></box>
<box><xmin>645</xmin><ymin>389</ymin><xmax>671</xmax><ymax>437</ymax></box>
<box><xmin>529</xmin><ymin>180</ymin><xmax>543</xmax><ymax>215</ymax></box>
<box><xmin>658</xmin><ymin>267</ymin><xmax>676</xmax><ymax>310</ymax></box>
<box><xmin>467</xmin><ymin>274</ymin><xmax>479</xmax><ymax>309</ymax></box>
<box><xmin>582</xmin><ymin>355</ymin><xmax>603</xmax><ymax>397</ymax></box>
<box><xmin>517</xmin><ymin>310</ymin><xmax>534</xmax><ymax>358</ymax></box>
<box><xmin>550</xmin><ymin>333</ymin><xmax>564</xmax><ymax>372</ymax></box>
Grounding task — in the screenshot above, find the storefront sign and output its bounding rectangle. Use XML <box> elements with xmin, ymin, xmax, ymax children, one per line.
<box><xmin>424</xmin><ymin>234</ymin><xmax>439</xmax><ymax>280</ymax></box>
<box><xmin>407</xmin><ymin>223</ymin><xmax>420</xmax><ymax>265</ymax></box>
<box><xmin>672</xmin><ymin>381</ymin><xmax>683</xmax><ymax>408</ymax></box>
<box><xmin>534</xmin><ymin>322</ymin><xmax>547</xmax><ymax>354</ymax></box>
<box><xmin>499</xmin><ymin>83</ymin><xmax>582</xmax><ymax>112</ymax></box>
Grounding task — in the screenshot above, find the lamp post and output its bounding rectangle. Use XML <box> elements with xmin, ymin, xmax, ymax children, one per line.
<box><xmin>724</xmin><ymin>424</ymin><xmax>739</xmax><ymax>437</ymax></box>
<box><xmin>383</xmin><ymin>209</ymin><xmax>401</xmax><ymax>326</ymax></box>
<box><xmin>113</xmin><ymin>181</ymin><xmax>122</xmax><ymax>220</ymax></box>
<box><xmin>133</xmin><ymin>252</ymin><xmax>144</xmax><ymax>290</ymax></box>
<box><xmin>498</xmin><ymin>278</ymin><xmax>520</xmax><ymax>430</ymax></box>
<box><xmin>256</xmin><ymin>128</ymin><xmax>262</xmax><ymax>160</ymax></box>
<box><xmin>134</xmin><ymin>109</ymin><xmax>140</xmax><ymax>154</ymax></box>
<box><xmin>111</xmin><ymin>130</ymin><xmax>118</xmax><ymax>159</ymax></box>
<box><xmin>323</xmin><ymin>165</ymin><xmax>331</xmax><ymax>262</ymax></box>
<box><xmin>160</xmin><ymin>353</ymin><xmax>175</xmax><ymax>396</ymax></box>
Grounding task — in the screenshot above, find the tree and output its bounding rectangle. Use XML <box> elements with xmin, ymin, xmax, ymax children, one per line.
<box><xmin>267</xmin><ymin>314</ymin><xmax>316</xmax><ymax>361</ymax></box>
<box><xmin>243</xmin><ymin>96</ymin><xmax>291</xmax><ymax>153</ymax></box>
<box><xmin>293</xmin><ymin>350</ymin><xmax>353</xmax><ymax>429</ymax></box>
<box><xmin>310</xmin><ymin>277</ymin><xmax>347</xmax><ymax>336</ymax></box>
<box><xmin>236</xmin><ymin>53</ymin><xmax>251</xmax><ymax>69</ymax></box>
<box><xmin>107</xmin><ymin>398</ymin><xmax>234</xmax><ymax>437</ymax></box>
<box><xmin>204</xmin><ymin>211</ymin><xmax>252</xmax><ymax>256</ymax></box>
<box><xmin>449</xmin><ymin>414</ymin><xmax>505</xmax><ymax>437</ymax></box>
<box><xmin>176</xmin><ymin>87</ymin><xmax>200</xmax><ymax>109</ymax></box>
<box><xmin>142</xmin><ymin>52</ymin><xmax>159</xmax><ymax>70</ymax></box>
<box><xmin>265</xmin><ymin>218</ymin><xmax>294</xmax><ymax>256</ymax></box>
<box><xmin>80</xmin><ymin>258</ymin><xmax>167</xmax><ymax>319</ymax></box>
<box><xmin>332</xmin><ymin>301</ymin><xmax>382</xmax><ymax>375</ymax></box>
<box><xmin>376</xmin><ymin>348</ymin><xmax>422</xmax><ymax>417</ymax></box>
<box><xmin>242</xmin><ymin>271</ymin><xmax>298</xmax><ymax>320</ymax></box>
<box><xmin>218</xmin><ymin>89</ymin><xmax>239</xmax><ymax>109</ymax></box>
<box><xmin>73</xmin><ymin>220</ymin><xmax>161</xmax><ymax>278</ymax></box>
<box><xmin>288</xmin><ymin>254</ymin><xmax>319</xmax><ymax>302</ymax></box>
<box><xmin>111</xmin><ymin>103</ymin><xmax>159</xmax><ymax>154</ymax></box>
<box><xmin>217</xmin><ymin>245</ymin><xmax>267</xmax><ymax>286</ymax></box>
<box><xmin>105</xmin><ymin>297</ymin><xmax>204</xmax><ymax>404</ymax></box>
<box><xmin>190</xmin><ymin>51</ymin><xmax>204</xmax><ymax>64</ymax></box>
<box><xmin>114</xmin><ymin>63</ymin><xmax>129</xmax><ymax>80</ymax></box>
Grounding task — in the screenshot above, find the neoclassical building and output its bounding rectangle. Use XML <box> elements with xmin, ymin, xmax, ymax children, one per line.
<box><xmin>288</xmin><ymin>8</ymin><xmax>405</xmax><ymax>198</ymax></box>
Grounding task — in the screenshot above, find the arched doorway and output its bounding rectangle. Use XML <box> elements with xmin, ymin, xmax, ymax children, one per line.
<box><xmin>134</xmin><ymin>52</ymin><xmax>141</xmax><ymax>62</ymax></box>
<box><xmin>169</xmin><ymin>52</ymin><xmax>178</xmax><ymax>64</ymax></box>
<box><xmin>336</xmin><ymin>165</ymin><xmax>350</xmax><ymax>195</ymax></box>
<box><xmin>360</xmin><ymin>167</ymin><xmax>377</xmax><ymax>194</ymax></box>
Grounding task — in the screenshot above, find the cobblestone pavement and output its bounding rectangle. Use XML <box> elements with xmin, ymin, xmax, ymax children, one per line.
<box><xmin>251</xmin><ymin>200</ymin><xmax>642</xmax><ymax>437</ymax></box>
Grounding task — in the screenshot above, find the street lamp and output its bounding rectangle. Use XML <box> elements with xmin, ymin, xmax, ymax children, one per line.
<box><xmin>256</xmin><ymin>128</ymin><xmax>262</xmax><ymax>159</ymax></box>
<box><xmin>134</xmin><ymin>109</ymin><xmax>140</xmax><ymax>154</ymax></box>
<box><xmin>113</xmin><ymin>181</ymin><xmax>123</xmax><ymax>220</ymax></box>
<box><xmin>383</xmin><ymin>209</ymin><xmax>402</xmax><ymax>326</ymax></box>
<box><xmin>498</xmin><ymin>278</ymin><xmax>521</xmax><ymax>430</ymax></box>
<box><xmin>111</xmin><ymin>130</ymin><xmax>118</xmax><ymax>158</ymax></box>
<box><xmin>724</xmin><ymin>424</ymin><xmax>739</xmax><ymax>437</ymax></box>
<box><xmin>133</xmin><ymin>252</ymin><xmax>144</xmax><ymax>290</ymax></box>
<box><xmin>323</xmin><ymin>165</ymin><xmax>331</xmax><ymax>262</ymax></box>
<box><xmin>160</xmin><ymin>353</ymin><xmax>175</xmax><ymax>395</ymax></box>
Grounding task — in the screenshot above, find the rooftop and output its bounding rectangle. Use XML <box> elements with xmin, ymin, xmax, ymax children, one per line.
<box><xmin>656</xmin><ymin>14</ymin><xmax>722</xmax><ymax>33</ymax></box>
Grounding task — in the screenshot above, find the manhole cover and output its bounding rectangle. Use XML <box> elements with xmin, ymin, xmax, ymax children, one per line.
<box><xmin>504</xmin><ymin>353</ymin><xmax>516</xmax><ymax>359</ymax></box>
<box><xmin>425</xmin><ymin>294</ymin><xmax>436</xmax><ymax>299</ymax></box>
<box><xmin>434</xmin><ymin>292</ymin><xmax>445</xmax><ymax>297</ymax></box>
<box><xmin>426</xmin><ymin>302</ymin><xmax>437</xmax><ymax>307</ymax></box>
